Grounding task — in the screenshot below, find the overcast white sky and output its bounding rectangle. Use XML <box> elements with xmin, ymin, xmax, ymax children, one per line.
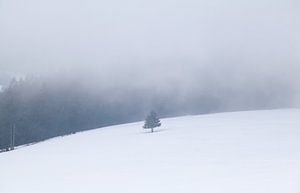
<box><xmin>0</xmin><ymin>0</ymin><xmax>299</xmax><ymax>106</ymax></box>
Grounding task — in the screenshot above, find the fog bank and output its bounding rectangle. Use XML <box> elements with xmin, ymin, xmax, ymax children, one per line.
<box><xmin>0</xmin><ymin>0</ymin><xmax>299</xmax><ymax>110</ymax></box>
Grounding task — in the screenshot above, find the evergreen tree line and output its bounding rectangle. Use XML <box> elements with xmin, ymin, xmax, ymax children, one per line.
<box><xmin>0</xmin><ymin>77</ymin><xmax>220</xmax><ymax>151</ymax></box>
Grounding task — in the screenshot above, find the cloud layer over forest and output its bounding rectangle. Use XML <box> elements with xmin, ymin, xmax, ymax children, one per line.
<box><xmin>0</xmin><ymin>0</ymin><xmax>299</xmax><ymax>109</ymax></box>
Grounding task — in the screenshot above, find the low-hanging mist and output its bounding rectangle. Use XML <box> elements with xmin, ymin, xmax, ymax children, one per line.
<box><xmin>0</xmin><ymin>0</ymin><xmax>300</xmax><ymax>150</ymax></box>
<box><xmin>1</xmin><ymin>0</ymin><xmax>299</xmax><ymax>108</ymax></box>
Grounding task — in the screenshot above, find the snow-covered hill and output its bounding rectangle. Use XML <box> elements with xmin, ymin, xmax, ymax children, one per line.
<box><xmin>1</xmin><ymin>109</ymin><xmax>300</xmax><ymax>193</ymax></box>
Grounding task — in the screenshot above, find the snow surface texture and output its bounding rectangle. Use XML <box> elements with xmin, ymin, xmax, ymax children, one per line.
<box><xmin>1</xmin><ymin>109</ymin><xmax>300</xmax><ymax>193</ymax></box>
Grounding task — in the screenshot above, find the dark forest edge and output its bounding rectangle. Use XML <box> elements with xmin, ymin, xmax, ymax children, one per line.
<box><xmin>0</xmin><ymin>77</ymin><xmax>221</xmax><ymax>151</ymax></box>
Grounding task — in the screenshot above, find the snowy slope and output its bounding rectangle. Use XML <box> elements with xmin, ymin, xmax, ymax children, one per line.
<box><xmin>1</xmin><ymin>109</ymin><xmax>300</xmax><ymax>193</ymax></box>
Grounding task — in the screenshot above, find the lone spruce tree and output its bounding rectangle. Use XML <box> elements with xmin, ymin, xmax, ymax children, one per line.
<box><xmin>143</xmin><ymin>111</ymin><xmax>161</xmax><ymax>133</ymax></box>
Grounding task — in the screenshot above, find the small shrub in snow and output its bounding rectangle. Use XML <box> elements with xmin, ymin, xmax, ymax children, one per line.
<box><xmin>143</xmin><ymin>111</ymin><xmax>161</xmax><ymax>133</ymax></box>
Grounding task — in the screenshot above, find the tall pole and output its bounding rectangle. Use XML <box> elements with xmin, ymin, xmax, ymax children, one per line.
<box><xmin>10</xmin><ymin>124</ymin><xmax>15</xmax><ymax>150</ymax></box>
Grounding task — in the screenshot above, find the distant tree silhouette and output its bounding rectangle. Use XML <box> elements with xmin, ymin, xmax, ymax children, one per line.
<box><xmin>0</xmin><ymin>76</ymin><xmax>219</xmax><ymax>151</ymax></box>
<box><xmin>143</xmin><ymin>111</ymin><xmax>161</xmax><ymax>133</ymax></box>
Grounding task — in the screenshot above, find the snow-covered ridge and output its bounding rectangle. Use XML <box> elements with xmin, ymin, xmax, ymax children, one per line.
<box><xmin>1</xmin><ymin>109</ymin><xmax>300</xmax><ymax>193</ymax></box>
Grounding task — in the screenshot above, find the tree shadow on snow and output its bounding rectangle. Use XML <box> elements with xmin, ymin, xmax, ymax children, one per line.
<box><xmin>140</xmin><ymin>129</ymin><xmax>166</xmax><ymax>134</ymax></box>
